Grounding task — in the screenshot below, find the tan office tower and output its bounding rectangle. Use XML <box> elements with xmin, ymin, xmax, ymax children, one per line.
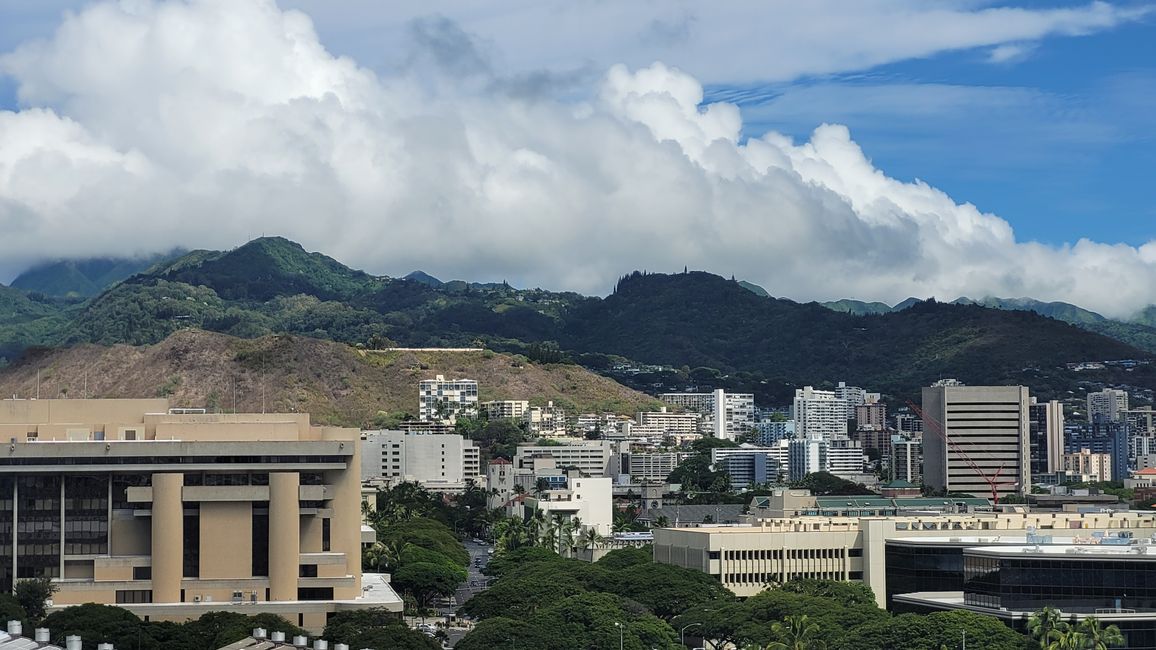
<box><xmin>0</xmin><ymin>398</ymin><xmax>396</xmax><ymax>632</ymax></box>
<box><xmin>921</xmin><ymin>385</ymin><xmax>1030</xmax><ymax>500</ymax></box>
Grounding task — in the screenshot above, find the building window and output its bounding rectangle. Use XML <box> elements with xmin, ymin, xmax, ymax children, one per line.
<box><xmin>116</xmin><ymin>589</ymin><xmax>153</xmax><ymax>604</ymax></box>
<box><xmin>133</xmin><ymin>566</ymin><xmax>152</xmax><ymax>580</ymax></box>
<box><xmin>252</xmin><ymin>504</ymin><xmax>269</xmax><ymax>577</ymax></box>
<box><xmin>297</xmin><ymin>587</ymin><xmax>334</xmax><ymax>601</ymax></box>
<box><xmin>183</xmin><ymin>506</ymin><xmax>200</xmax><ymax>578</ymax></box>
<box><xmin>299</xmin><ymin>564</ymin><xmax>318</xmax><ymax>578</ymax></box>
<box><xmin>322</xmin><ymin>518</ymin><xmax>331</xmax><ymax>553</ymax></box>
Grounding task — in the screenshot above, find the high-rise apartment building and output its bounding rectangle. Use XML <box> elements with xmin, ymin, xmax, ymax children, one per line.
<box><xmin>787</xmin><ymin>438</ymin><xmax>827</xmax><ymax>481</ymax></box>
<box><xmin>890</xmin><ymin>435</ymin><xmax>923</xmax><ymax>484</ymax></box>
<box><xmin>1028</xmin><ymin>398</ymin><xmax>1064</xmax><ymax>477</ymax></box>
<box><xmin>660</xmin><ymin>390</ymin><xmax>754</xmax><ymax>440</ymax></box>
<box><xmin>855</xmin><ymin>403</ymin><xmax>887</xmax><ymax>431</ymax></box>
<box><xmin>418</xmin><ymin>375</ymin><xmax>478</xmax><ymax>423</ymax></box>
<box><xmin>1063</xmin><ymin>449</ymin><xmax>1113</xmax><ymax>482</ymax></box>
<box><xmin>1087</xmin><ymin>388</ymin><xmax>1129</xmax><ymax>424</ymax></box>
<box><xmin>360</xmin><ymin>430</ymin><xmax>480</xmax><ymax>490</ymax></box>
<box><xmin>0</xmin><ymin>399</ymin><xmax>383</xmax><ymax>632</ymax></box>
<box><xmin>834</xmin><ymin>382</ymin><xmax>878</xmax><ymax>422</ymax></box>
<box><xmin>921</xmin><ymin>385</ymin><xmax>1030</xmax><ymax>499</ymax></box>
<box><xmin>792</xmin><ymin>387</ymin><xmax>848</xmax><ymax>440</ymax></box>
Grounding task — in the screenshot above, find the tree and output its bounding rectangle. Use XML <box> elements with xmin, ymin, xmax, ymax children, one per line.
<box><xmin>41</xmin><ymin>604</ymin><xmax>160</xmax><ymax>650</ymax></box>
<box><xmin>1028</xmin><ymin>607</ymin><xmax>1067</xmax><ymax>648</ymax></box>
<box><xmin>14</xmin><ymin>577</ymin><xmax>58</xmax><ymax>622</ymax></box>
<box><xmin>1075</xmin><ymin>617</ymin><xmax>1125</xmax><ymax>650</ymax></box>
<box><xmin>392</xmin><ymin>561</ymin><xmax>464</xmax><ymax>612</ymax></box>
<box><xmin>323</xmin><ymin>609</ymin><xmax>437</xmax><ymax>650</ymax></box>
<box><xmin>769</xmin><ymin>614</ymin><xmax>827</xmax><ymax>650</ymax></box>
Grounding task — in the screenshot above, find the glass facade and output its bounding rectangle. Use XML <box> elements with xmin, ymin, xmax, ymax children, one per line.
<box><xmin>0</xmin><ymin>477</ymin><xmax>13</xmax><ymax>593</ymax></box>
<box><xmin>16</xmin><ymin>475</ymin><xmax>61</xmax><ymax>580</ymax></box>
<box><xmin>885</xmin><ymin>543</ymin><xmax>965</xmax><ymax>607</ymax></box>
<box><xmin>964</xmin><ymin>554</ymin><xmax>1156</xmax><ymax>612</ymax></box>
<box><xmin>64</xmin><ymin>475</ymin><xmax>108</xmax><ymax>556</ymax></box>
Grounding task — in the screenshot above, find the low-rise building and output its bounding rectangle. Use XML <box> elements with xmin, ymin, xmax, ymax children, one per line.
<box><xmin>480</xmin><ymin>400</ymin><xmax>530</xmax><ymax>420</ymax></box>
<box><xmin>525</xmin><ymin>401</ymin><xmax>569</xmax><ymax>437</ymax></box>
<box><xmin>515</xmin><ymin>440</ymin><xmax>613</xmax><ymax>476</ymax></box>
<box><xmin>653</xmin><ymin>511</ymin><xmax>1156</xmax><ymax>606</ymax></box>
<box><xmin>360</xmin><ymin>430</ymin><xmax>481</xmax><ymax>491</ymax></box>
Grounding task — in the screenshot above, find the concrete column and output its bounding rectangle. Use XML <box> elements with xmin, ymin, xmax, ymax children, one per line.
<box><xmin>326</xmin><ymin>440</ymin><xmax>363</xmax><ymax>597</ymax></box>
<box><xmin>269</xmin><ymin>473</ymin><xmax>300</xmax><ymax>601</ymax></box>
<box><xmin>150</xmin><ymin>473</ymin><xmax>184</xmax><ymax>603</ymax></box>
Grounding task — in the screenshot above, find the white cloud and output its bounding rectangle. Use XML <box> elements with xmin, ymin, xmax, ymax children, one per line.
<box><xmin>0</xmin><ymin>0</ymin><xmax>1155</xmax><ymax>318</ymax></box>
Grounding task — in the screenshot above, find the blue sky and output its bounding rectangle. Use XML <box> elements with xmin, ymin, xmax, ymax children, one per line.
<box><xmin>702</xmin><ymin>16</ymin><xmax>1156</xmax><ymax>247</ymax></box>
<box><xmin>1</xmin><ymin>1</ymin><xmax>1155</xmax><ymax>314</ymax></box>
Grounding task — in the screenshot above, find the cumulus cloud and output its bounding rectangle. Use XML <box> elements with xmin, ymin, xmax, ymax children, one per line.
<box><xmin>0</xmin><ymin>0</ymin><xmax>1155</xmax><ymax>318</ymax></box>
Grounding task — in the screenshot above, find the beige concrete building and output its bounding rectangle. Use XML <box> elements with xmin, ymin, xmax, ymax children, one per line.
<box><xmin>653</xmin><ymin>511</ymin><xmax>1156</xmax><ymax>607</ymax></box>
<box><xmin>1063</xmin><ymin>448</ymin><xmax>1114</xmax><ymax>482</ymax></box>
<box><xmin>0</xmin><ymin>398</ymin><xmax>399</xmax><ymax>632</ymax></box>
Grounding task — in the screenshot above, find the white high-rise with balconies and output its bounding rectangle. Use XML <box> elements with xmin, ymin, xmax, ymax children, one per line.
<box><xmin>792</xmin><ymin>387</ymin><xmax>848</xmax><ymax>441</ymax></box>
<box><xmin>418</xmin><ymin>375</ymin><xmax>478</xmax><ymax>423</ymax></box>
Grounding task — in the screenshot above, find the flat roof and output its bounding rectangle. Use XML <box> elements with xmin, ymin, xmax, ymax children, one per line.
<box><xmin>966</xmin><ymin>544</ymin><xmax>1156</xmax><ymax>558</ymax></box>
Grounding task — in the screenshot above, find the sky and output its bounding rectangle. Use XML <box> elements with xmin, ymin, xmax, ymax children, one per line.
<box><xmin>0</xmin><ymin>0</ymin><xmax>1155</xmax><ymax>316</ymax></box>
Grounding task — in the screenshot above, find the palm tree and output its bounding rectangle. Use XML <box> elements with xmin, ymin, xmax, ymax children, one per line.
<box><xmin>527</xmin><ymin>508</ymin><xmax>547</xmax><ymax>544</ymax></box>
<box><xmin>767</xmin><ymin>614</ymin><xmax>826</xmax><ymax>650</ymax></box>
<box><xmin>1028</xmin><ymin>607</ymin><xmax>1067</xmax><ymax>648</ymax></box>
<box><xmin>541</xmin><ymin>516</ymin><xmax>559</xmax><ymax>552</ymax></box>
<box><xmin>1076</xmin><ymin>617</ymin><xmax>1126</xmax><ymax>649</ymax></box>
<box><xmin>1047</xmin><ymin>629</ymin><xmax>1087</xmax><ymax>650</ymax></box>
<box><xmin>577</xmin><ymin>527</ymin><xmax>605</xmax><ymax>552</ymax></box>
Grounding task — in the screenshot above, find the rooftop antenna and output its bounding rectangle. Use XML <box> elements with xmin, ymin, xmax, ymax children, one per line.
<box><xmin>232</xmin><ymin>377</ymin><xmax>237</xmax><ymax>414</ymax></box>
<box><xmin>36</xmin><ymin>370</ymin><xmax>40</xmax><ymax>400</ymax></box>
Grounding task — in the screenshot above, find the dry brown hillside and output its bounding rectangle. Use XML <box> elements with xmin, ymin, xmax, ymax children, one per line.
<box><xmin>0</xmin><ymin>330</ymin><xmax>661</xmax><ymax>427</ymax></box>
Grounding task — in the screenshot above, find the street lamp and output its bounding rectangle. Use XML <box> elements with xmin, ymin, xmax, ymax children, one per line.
<box><xmin>680</xmin><ymin>622</ymin><xmax>702</xmax><ymax>647</ymax></box>
<box><xmin>614</xmin><ymin>621</ymin><xmax>624</xmax><ymax>650</ymax></box>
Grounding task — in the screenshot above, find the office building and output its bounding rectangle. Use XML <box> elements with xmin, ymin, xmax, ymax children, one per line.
<box><xmin>0</xmin><ymin>399</ymin><xmax>391</xmax><ymax>632</ymax></box>
<box><xmin>792</xmin><ymin>387</ymin><xmax>848</xmax><ymax>440</ymax></box>
<box><xmin>894</xmin><ymin>540</ymin><xmax>1156</xmax><ymax>649</ymax></box>
<box><xmin>418</xmin><ymin>375</ymin><xmax>478</xmax><ymax>423</ymax></box>
<box><xmin>1087</xmin><ymin>388</ymin><xmax>1129</xmax><ymax>424</ymax></box>
<box><xmin>1126</xmin><ymin>407</ymin><xmax>1156</xmax><ymax>435</ymax></box>
<box><xmin>625</xmin><ymin>452</ymin><xmax>689</xmax><ymax>481</ymax></box>
<box><xmin>360</xmin><ymin>430</ymin><xmax>481</xmax><ymax>491</ymax></box>
<box><xmin>1028</xmin><ymin>397</ymin><xmax>1064</xmax><ymax>477</ymax></box>
<box><xmin>660</xmin><ymin>390</ymin><xmax>755</xmax><ymax>440</ymax></box>
<box><xmin>652</xmin><ymin>510</ymin><xmax>1156</xmax><ymax>604</ymax></box>
<box><xmin>479</xmin><ymin>400</ymin><xmax>529</xmax><ymax>420</ymax></box>
<box><xmin>515</xmin><ymin>440</ymin><xmax>613</xmax><ymax>476</ymax></box>
<box><xmin>921</xmin><ymin>385</ymin><xmax>1030</xmax><ymax>499</ymax></box>
<box><xmin>890</xmin><ymin>435</ymin><xmax>922</xmax><ymax>484</ymax></box>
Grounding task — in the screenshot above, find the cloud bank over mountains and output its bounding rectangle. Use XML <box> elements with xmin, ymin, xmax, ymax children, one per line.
<box><xmin>0</xmin><ymin>0</ymin><xmax>1154</xmax><ymax>317</ymax></box>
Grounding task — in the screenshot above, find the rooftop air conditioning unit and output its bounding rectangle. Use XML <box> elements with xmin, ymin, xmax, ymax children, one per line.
<box><xmin>35</xmin><ymin>629</ymin><xmax>50</xmax><ymax>643</ymax></box>
<box><xmin>66</xmin><ymin>637</ymin><xmax>83</xmax><ymax>650</ymax></box>
<box><xmin>253</xmin><ymin>628</ymin><xmax>267</xmax><ymax>640</ymax></box>
<box><xmin>271</xmin><ymin>632</ymin><xmax>286</xmax><ymax>642</ymax></box>
<box><xmin>292</xmin><ymin>635</ymin><xmax>309</xmax><ymax>647</ymax></box>
<box><xmin>192</xmin><ymin>595</ymin><xmax>202</xmax><ymax>602</ymax></box>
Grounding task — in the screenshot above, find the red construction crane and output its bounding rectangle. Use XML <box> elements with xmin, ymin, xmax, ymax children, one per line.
<box><xmin>907</xmin><ymin>401</ymin><xmax>1016</xmax><ymax>505</ymax></box>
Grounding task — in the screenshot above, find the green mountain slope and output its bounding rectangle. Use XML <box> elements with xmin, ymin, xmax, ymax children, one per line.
<box><xmin>4</xmin><ymin>239</ymin><xmax>1154</xmax><ymax>401</ymax></box>
<box><xmin>820</xmin><ymin>299</ymin><xmax>893</xmax><ymax>315</ymax></box>
<box><xmin>11</xmin><ymin>252</ymin><xmax>182</xmax><ymax>297</ymax></box>
<box><xmin>148</xmin><ymin>237</ymin><xmax>383</xmax><ymax>301</ymax></box>
<box><xmin>561</xmin><ymin>271</ymin><xmax>1147</xmax><ymax>397</ymax></box>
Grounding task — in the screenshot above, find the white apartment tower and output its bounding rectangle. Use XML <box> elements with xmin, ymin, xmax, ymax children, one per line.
<box><xmin>660</xmin><ymin>390</ymin><xmax>754</xmax><ymax>440</ymax></box>
<box><xmin>921</xmin><ymin>385</ymin><xmax>1030</xmax><ymax>499</ymax></box>
<box><xmin>792</xmin><ymin>386</ymin><xmax>848</xmax><ymax>440</ymax></box>
<box><xmin>418</xmin><ymin>375</ymin><xmax>479</xmax><ymax>423</ymax></box>
<box><xmin>1087</xmin><ymin>388</ymin><xmax>1129</xmax><ymax>424</ymax></box>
